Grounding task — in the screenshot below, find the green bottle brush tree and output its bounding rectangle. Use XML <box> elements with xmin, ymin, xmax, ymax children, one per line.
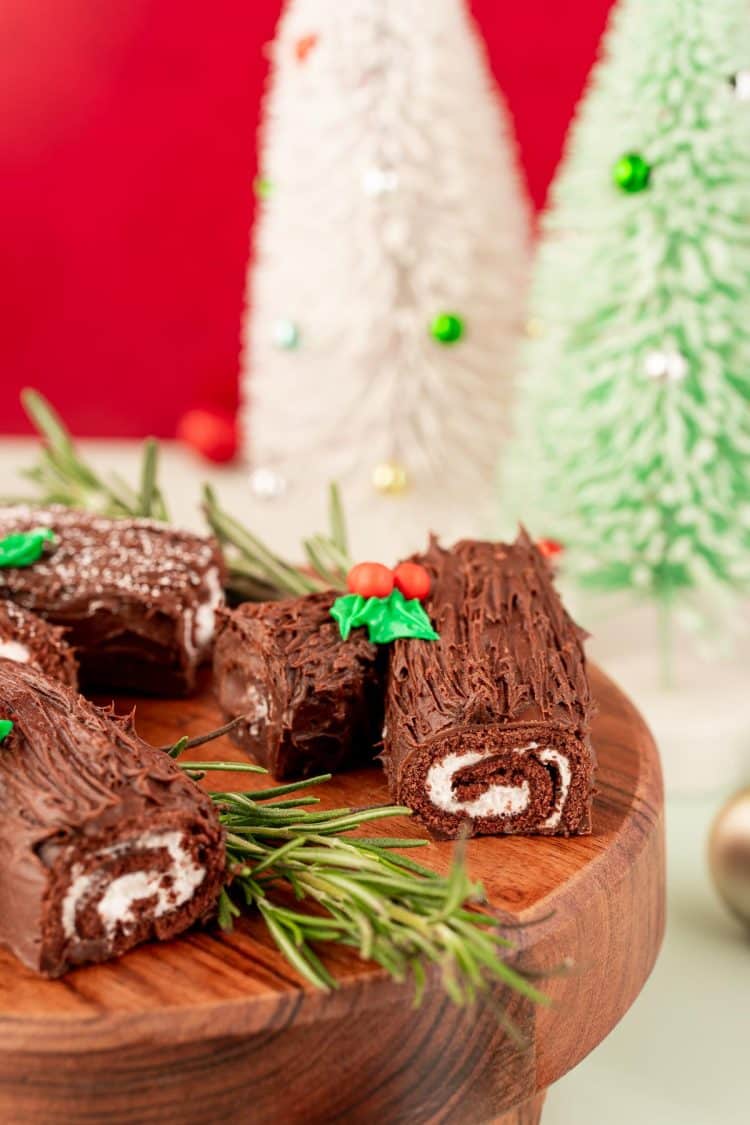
<box><xmin>503</xmin><ymin>0</ymin><xmax>750</xmax><ymax>676</ymax></box>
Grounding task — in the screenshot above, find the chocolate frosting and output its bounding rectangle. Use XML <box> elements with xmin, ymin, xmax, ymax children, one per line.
<box><xmin>0</xmin><ymin>600</ymin><xmax>77</xmax><ymax>686</ymax></box>
<box><xmin>0</xmin><ymin>659</ymin><xmax>225</xmax><ymax>976</ymax></box>
<box><xmin>0</xmin><ymin>506</ymin><xmax>225</xmax><ymax>695</ymax></box>
<box><xmin>214</xmin><ymin>591</ymin><xmax>384</xmax><ymax>780</ymax></box>
<box><xmin>382</xmin><ymin>532</ymin><xmax>595</xmax><ymax>838</ymax></box>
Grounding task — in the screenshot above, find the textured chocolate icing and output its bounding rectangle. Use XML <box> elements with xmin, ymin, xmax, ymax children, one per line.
<box><xmin>213</xmin><ymin>591</ymin><xmax>384</xmax><ymax>780</ymax></box>
<box><xmin>0</xmin><ymin>506</ymin><xmax>225</xmax><ymax>695</ymax></box>
<box><xmin>0</xmin><ymin>600</ymin><xmax>78</xmax><ymax>686</ymax></box>
<box><xmin>0</xmin><ymin>659</ymin><xmax>226</xmax><ymax>977</ymax></box>
<box><xmin>382</xmin><ymin>532</ymin><xmax>595</xmax><ymax>838</ymax></box>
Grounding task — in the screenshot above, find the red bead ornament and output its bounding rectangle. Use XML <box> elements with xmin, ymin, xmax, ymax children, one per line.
<box><xmin>347</xmin><ymin>562</ymin><xmax>394</xmax><ymax>600</ymax></box>
<box><xmin>295</xmin><ymin>34</ymin><xmax>318</xmax><ymax>62</ymax></box>
<box><xmin>393</xmin><ymin>562</ymin><xmax>431</xmax><ymax>602</ymax></box>
<box><xmin>537</xmin><ymin>538</ymin><xmax>564</xmax><ymax>560</ymax></box>
<box><xmin>176</xmin><ymin>407</ymin><xmax>238</xmax><ymax>465</ymax></box>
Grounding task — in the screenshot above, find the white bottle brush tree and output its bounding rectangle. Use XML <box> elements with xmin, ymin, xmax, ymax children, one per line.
<box><xmin>244</xmin><ymin>0</ymin><xmax>530</xmax><ymax>507</ymax></box>
<box><xmin>503</xmin><ymin>0</ymin><xmax>750</xmax><ymax>655</ymax></box>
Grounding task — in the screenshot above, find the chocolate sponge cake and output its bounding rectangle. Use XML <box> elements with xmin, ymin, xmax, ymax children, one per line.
<box><xmin>0</xmin><ymin>600</ymin><xmax>77</xmax><ymax>686</ymax></box>
<box><xmin>213</xmin><ymin>592</ymin><xmax>384</xmax><ymax>779</ymax></box>
<box><xmin>382</xmin><ymin>532</ymin><xmax>595</xmax><ymax>839</ymax></box>
<box><xmin>0</xmin><ymin>659</ymin><xmax>226</xmax><ymax>977</ymax></box>
<box><xmin>0</xmin><ymin>506</ymin><xmax>224</xmax><ymax>695</ymax></box>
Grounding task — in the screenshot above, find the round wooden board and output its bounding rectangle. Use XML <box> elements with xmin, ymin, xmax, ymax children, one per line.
<box><xmin>0</xmin><ymin>665</ymin><xmax>664</xmax><ymax>1125</ymax></box>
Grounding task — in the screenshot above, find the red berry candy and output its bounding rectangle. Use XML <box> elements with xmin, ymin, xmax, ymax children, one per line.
<box><xmin>176</xmin><ymin>407</ymin><xmax>238</xmax><ymax>465</ymax></box>
<box><xmin>295</xmin><ymin>33</ymin><xmax>318</xmax><ymax>62</ymax></box>
<box><xmin>393</xmin><ymin>561</ymin><xmax>431</xmax><ymax>602</ymax></box>
<box><xmin>347</xmin><ymin>562</ymin><xmax>394</xmax><ymax>599</ymax></box>
<box><xmin>537</xmin><ymin>538</ymin><xmax>563</xmax><ymax>560</ymax></box>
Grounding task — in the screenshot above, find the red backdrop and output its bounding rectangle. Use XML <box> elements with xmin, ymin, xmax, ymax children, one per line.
<box><xmin>0</xmin><ymin>0</ymin><xmax>613</xmax><ymax>437</ymax></box>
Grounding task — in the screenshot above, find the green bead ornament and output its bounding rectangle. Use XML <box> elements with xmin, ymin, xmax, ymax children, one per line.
<box><xmin>254</xmin><ymin>175</ymin><xmax>273</xmax><ymax>199</ymax></box>
<box><xmin>272</xmin><ymin>319</ymin><xmax>300</xmax><ymax>349</ymax></box>
<box><xmin>612</xmin><ymin>153</ymin><xmax>651</xmax><ymax>193</ymax></box>
<box><xmin>0</xmin><ymin>720</ymin><xmax>13</xmax><ymax>744</ymax></box>
<box><xmin>430</xmin><ymin>312</ymin><xmax>464</xmax><ymax>344</ymax></box>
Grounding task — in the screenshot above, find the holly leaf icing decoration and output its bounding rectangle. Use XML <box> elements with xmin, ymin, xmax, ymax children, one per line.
<box><xmin>0</xmin><ymin>528</ymin><xmax>55</xmax><ymax>568</ymax></box>
<box><xmin>330</xmin><ymin>589</ymin><xmax>439</xmax><ymax>644</ymax></box>
<box><xmin>330</xmin><ymin>593</ymin><xmax>368</xmax><ymax>640</ymax></box>
<box><xmin>0</xmin><ymin>720</ymin><xmax>14</xmax><ymax>743</ymax></box>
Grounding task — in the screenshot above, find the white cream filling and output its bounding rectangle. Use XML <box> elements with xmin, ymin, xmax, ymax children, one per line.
<box><xmin>427</xmin><ymin>749</ymin><xmax>530</xmax><ymax>818</ymax></box>
<box><xmin>242</xmin><ymin>683</ymin><xmax>269</xmax><ymax>736</ymax></box>
<box><xmin>195</xmin><ymin>567</ymin><xmax>224</xmax><ymax>650</ymax></box>
<box><xmin>0</xmin><ymin>640</ymin><xmax>31</xmax><ymax>663</ymax></box>
<box><xmin>426</xmin><ymin>741</ymin><xmax>572</xmax><ymax>828</ymax></box>
<box><xmin>61</xmin><ymin>830</ymin><xmax>206</xmax><ymax>940</ymax></box>
<box><xmin>538</xmin><ymin>748</ymin><xmax>572</xmax><ymax>829</ymax></box>
<box><xmin>184</xmin><ymin>566</ymin><xmax>224</xmax><ymax>659</ymax></box>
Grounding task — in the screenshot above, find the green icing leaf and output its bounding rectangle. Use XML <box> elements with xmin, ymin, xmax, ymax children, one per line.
<box><xmin>0</xmin><ymin>528</ymin><xmax>55</xmax><ymax>569</ymax></box>
<box><xmin>0</xmin><ymin>720</ymin><xmax>14</xmax><ymax>743</ymax></box>
<box><xmin>330</xmin><ymin>589</ymin><xmax>439</xmax><ymax>645</ymax></box>
<box><xmin>369</xmin><ymin>588</ymin><xmax>440</xmax><ymax>644</ymax></box>
<box><xmin>329</xmin><ymin>592</ymin><xmax>367</xmax><ymax>640</ymax></box>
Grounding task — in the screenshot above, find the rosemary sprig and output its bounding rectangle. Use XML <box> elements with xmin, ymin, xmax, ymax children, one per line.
<box><xmin>203</xmin><ymin>480</ymin><xmax>352</xmax><ymax>601</ymax></box>
<box><xmin>11</xmin><ymin>389</ymin><xmax>351</xmax><ymax>602</ymax></box>
<box><xmin>8</xmin><ymin>390</ymin><xmax>170</xmax><ymax>520</ymax></box>
<box><xmin>184</xmin><ymin>760</ymin><xmax>547</xmax><ymax>1009</ymax></box>
<box><xmin>161</xmin><ymin>715</ymin><xmax>247</xmax><ymax>758</ymax></box>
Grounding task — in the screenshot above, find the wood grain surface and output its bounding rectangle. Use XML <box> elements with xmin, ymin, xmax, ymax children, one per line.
<box><xmin>0</xmin><ymin>665</ymin><xmax>665</xmax><ymax>1125</ymax></box>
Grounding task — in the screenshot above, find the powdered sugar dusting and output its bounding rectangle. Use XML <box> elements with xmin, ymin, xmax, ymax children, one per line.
<box><xmin>0</xmin><ymin>506</ymin><xmax>220</xmax><ymax>615</ymax></box>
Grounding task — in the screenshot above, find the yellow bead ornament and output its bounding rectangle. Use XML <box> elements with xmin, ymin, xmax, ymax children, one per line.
<box><xmin>372</xmin><ymin>461</ymin><xmax>408</xmax><ymax>495</ymax></box>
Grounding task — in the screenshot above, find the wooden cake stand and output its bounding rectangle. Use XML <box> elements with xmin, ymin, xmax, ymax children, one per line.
<box><xmin>0</xmin><ymin>665</ymin><xmax>664</xmax><ymax>1125</ymax></box>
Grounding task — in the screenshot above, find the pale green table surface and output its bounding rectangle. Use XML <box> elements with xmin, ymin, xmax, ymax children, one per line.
<box><xmin>545</xmin><ymin>794</ymin><xmax>749</xmax><ymax>1125</ymax></box>
<box><xmin>0</xmin><ymin>438</ymin><xmax>747</xmax><ymax>1123</ymax></box>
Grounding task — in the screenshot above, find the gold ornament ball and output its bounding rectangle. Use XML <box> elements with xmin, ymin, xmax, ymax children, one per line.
<box><xmin>709</xmin><ymin>787</ymin><xmax>750</xmax><ymax>929</ymax></box>
<box><xmin>372</xmin><ymin>460</ymin><xmax>408</xmax><ymax>495</ymax></box>
<box><xmin>524</xmin><ymin>317</ymin><xmax>545</xmax><ymax>339</ymax></box>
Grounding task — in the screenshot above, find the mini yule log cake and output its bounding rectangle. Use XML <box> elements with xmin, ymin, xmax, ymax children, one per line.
<box><xmin>0</xmin><ymin>600</ymin><xmax>78</xmax><ymax>687</ymax></box>
<box><xmin>0</xmin><ymin>659</ymin><xmax>225</xmax><ymax>977</ymax></box>
<box><xmin>0</xmin><ymin>506</ymin><xmax>224</xmax><ymax>694</ymax></box>
<box><xmin>382</xmin><ymin>533</ymin><xmax>595</xmax><ymax>839</ymax></box>
<box><xmin>213</xmin><ymin>591</ymin><xmax>384</xmax><ymax>780</ymax></box>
